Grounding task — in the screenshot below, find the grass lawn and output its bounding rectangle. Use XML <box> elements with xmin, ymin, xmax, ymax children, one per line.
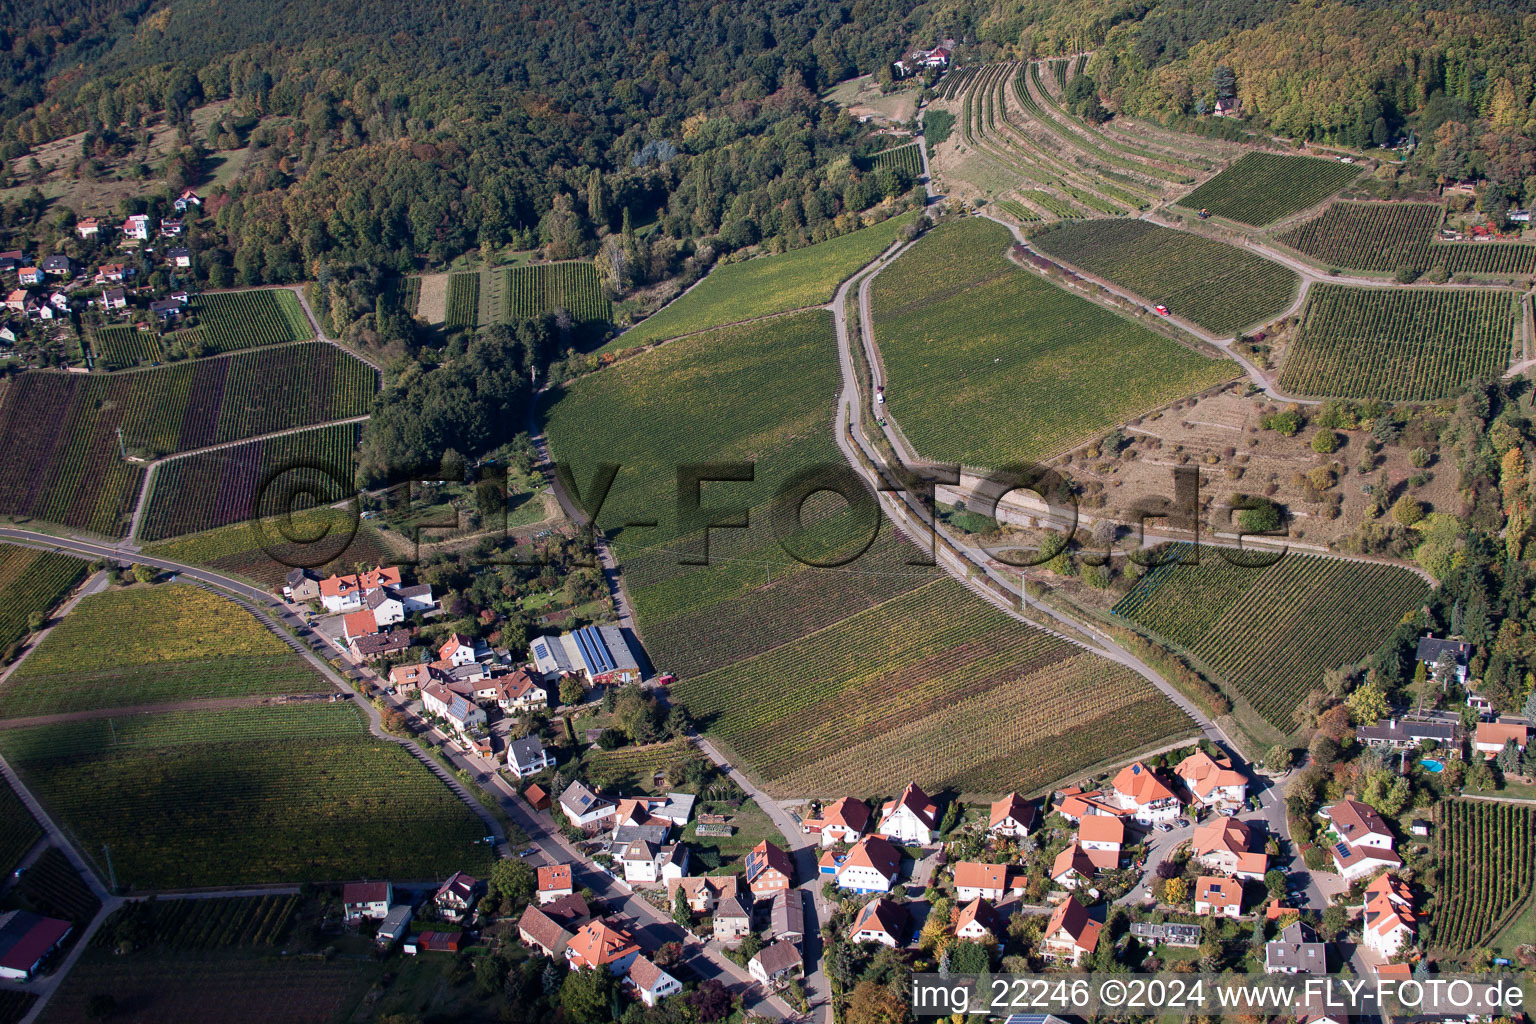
<box><xmin>606</xmin><ymin>211</ymin><xmax>918</xmax><ymax>352</ymax></box>
<box><xmin>580</xmin><ymin>739</ymin><xmax>707</xmax><ymax>794</ymax></box>
<box><xmin>0</xmin><ymin>583</ymin><xmax>322</xmax><ymax>718</ymax></box>
<box><xmin>683</xmin><ymin>798</ymin><xmax>782</xmax><ymax>874</ymax></box>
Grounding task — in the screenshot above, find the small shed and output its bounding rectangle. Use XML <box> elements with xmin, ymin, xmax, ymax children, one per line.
<box><xmin>524</xmin><ymin>783</ymin><xmax>551</xmax><ymax>811</ymax></box>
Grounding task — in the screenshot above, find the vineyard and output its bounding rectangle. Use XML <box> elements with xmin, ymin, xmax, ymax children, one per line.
<box><xmin>608</xmin><ymin>212</ymin><xmax>918</xmax><ymax>351</ymax></box>
<box><xmin>0</xmin><ymin>543</ymin><xmax>86</xmax><ymax>656</ymax></box>
<box><xmin>997</xmin><ymin>200</ymin><xmax>1040</xmax><ymax>223</ymax></box>
<box><xmin>1177</xmin><ymin>152</ymin><xmax>1361</xmax><ymax>226</ymax></box>
<box><xmin>1431</xmin><ymin>800</ymin><xmax>1536</xmax><ymax>952</ymax></box>
<box><xmin>490</xmin><ymin>261</ymin><xmax>610</xmax><ymax>324</ymax></box>
<box><xmin>0</xmin><ymin>703</ymin><xmax>495</xmax><ymax>889</ymax></box>
<box><xmin>1279</xmin><ymin>285</ymin><xmax>1515</xmax><ymax>401</ymax></box>
<box><xmin>0</xmin><ymin>992</ymin><xmax>33</xmax><ymax>1024</ymax></box>
<box><xmin>1030</xmin><ymin>219</ymin><xmax>1299</xmax><ymax>336</ymax></box>
<box><xmin>0</xmin><ymin>344</ymin><xmax>375</xmax><ymax>536</ymax></box>
<box><xmin>92</xmin><ymin>325</ymin><xmax>161</xmax><ymax>369</ymax></box>
<box><xmin>92</xmin><ymin>894</ymin><xmax>300</xmax><ymax>951</ymax></box>
<box><xmin>0</xmin><ymin>774</ymin><xmax>41</xmax><ymax>877</ymax></box>
<box><xmin>143</xmin><ymin>506</ymin><xmax>398</xmax><ymax>588</ymax></box>
<box><xmin>193</xmin><ymin>289</ymin><xmax>312</xmax><ymax>353</ymax></box>
<box><xmin>866</xmin><ymin>143</ymin><xmax>922</xmax><ymax>176</ymax></box>
<box><xmin>869</xmin><ymin>218</ymin><xmax>1236</xmax><ymax>468</ymax></box>
<box><xmin>445</xmin><ymin>272</ymin><xmax>479</xmax><ymax>329</ymax></box>
<box><xmin>138</xmin><ymin>421</ymin><xmax>360</xmax><ymax>541</ymax></box>
<box><xmin>672</xmin><ymin>578</ymin><xmax>1196</xmax><ymax>797</ymax></box>
<box><xmin>1278</xmin><ymin>201</ymin><xmax>1536</xmax><ymax>277</ymax></box>
<box><xmin>1113</xmin><ymin>546</ymin><xmax>1429</xmax><ymax>732</ymax></box>
<box><xmin>582</xmin><ymin>740</ymin><xmax>709</xmax><ymax>792</ymax></box>
<box><xmin>11</xmin><ymin>847</ymin><xmax>100</xmax><ymax>924</ymax></box>
<box><xmin>382</xmin><ymin>275</ymin><xmax>421</xmax><ymax>317</ymax></box>
<box><xmin>0</xmin><ymin>584</ymin><xmax>322</xmax><ymax>718</ymax></box>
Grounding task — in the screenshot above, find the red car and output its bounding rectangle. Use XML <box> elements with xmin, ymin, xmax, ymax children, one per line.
<box><xmin>1155</xmin><ymin>305</ymin><xmax>1170</xmax><ymax>316</ymax></box>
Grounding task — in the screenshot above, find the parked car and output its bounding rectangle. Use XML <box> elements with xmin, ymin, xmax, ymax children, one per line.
<box><xmin>1154</xmin><ymin>822</ymin><xmax>1173</xmax><ymax>833</ymax></box>
<box><xmin>1155</xmin><ymin>305</ymin><xmax>1170</xmax><ymax>316</ymax></box>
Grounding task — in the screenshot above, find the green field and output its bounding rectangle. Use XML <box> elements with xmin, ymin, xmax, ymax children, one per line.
<box><xmin>0</xmin><ymin>584</ymin><xmax>322</xmax><ymax>718</ymax></box>
<box><xmin>866</xmin><ymin>143</ymin><xmax>922</xmax><ymax>176</ymax></box>
<box><xmin>870</xmin><ymin>218</ymin><xmax>1237</xmax><ymax>468</ymax></box>
<box><xmin>1278</xmin><ymin>201</ymin><xmax>1536</xmax><ymax>277</ymax></box>
<box><xmin>194</xmin><ymin>289</ymin><xmax>313</xmax><ymax>352</ymax></box>
<box><xmin>0</xmin><ymin>703</ymin><xmax>494</xmax><ymax>889</ymax></box>
<box><xmin>142</xmin><ymin>506</ymin><xmax>398</xmax><ymax>588</ymax></box>
<box><xmin>1112</xmin><ymin>546</ymin><xmax>1429</xmax><ymax>733</ymax></box>
<box><xmin>1279</xmin><ymin>285</ymin><xmax>1515</xmax><ymax>401</ymax></box>
<box><xmin>545</xmin><ymin>308</ymin><xmax>1194</xmax><ymax>796</ymax></box>
<box><xmin>138</xmin><ymin>421</ymin><xmax>360</xmax><ymax>541</ymax></box>
<box><xmin>0</xmin><ymin>343</ymin><xmax>375</xmax><ymax>536</ymax></box>
<box><xmin>0</xmin><ymin>543</ymin><xmax>87</xmax><ymax>657</ymax></box>
<box><xmin>1030</xmin><ymin>219</ymin><xmax>1299</xmax><ymax>335</ymax></box>
<box><xmin>1179</xmin><ymin>152</ymin><xmax>1361</xmax><ymax>226</ymax></box>
<box><xmin>607</xmin><ymin>211</ymin><xmax>919</xmax><ymax>351</ymax></box>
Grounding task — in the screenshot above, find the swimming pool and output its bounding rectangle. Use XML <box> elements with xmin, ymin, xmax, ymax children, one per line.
<box><xmin>1421</xmin><ymin>758</ymin><xmax>1445</xmax><ymax>773</ymax></box>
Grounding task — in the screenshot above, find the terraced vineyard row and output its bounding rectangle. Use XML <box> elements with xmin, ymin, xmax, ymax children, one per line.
<box><xmin>1279</xmin><ymin>285</ymin><xmax>1515</xmax><ymax>401</ymax></box>
<box><xmin>0</xmin><ymin>543</ymin><xmax>87</xmax><ymax>656</ymax></box>
<box><xmin>1278</xmin><ymin>201</ymin><xmax>1536</xmax><ymax>277</ymax></box>
<box><xmin>1178</xmin><ymin>151</ymin><xmax>1360</xmax><ymax>226</ymax></box>
<box><xmin>870</xmin><ymin>218</ymin><xmax>1236</xmax><ymax>468</ymax></box>
<box><xmin>0</xmin><ymin>703</ymin><xmax>495</xmax><ymax>889</ymax></box>
<box><xmin>445</xmin><ymin>272</ymin><xmax>479</xmax><ymax>329</ymax></box>
<box><xmin>1112</xmin><ymin>548</ymin><xmax>1429</xmax><ymax>732</ymax></box>
<box><xmin>196</xmin><ymin>290</ymin><xmax>312</xmax><ymax>352</ymax></box>
<box><xmin>937</xmin><ymin>65</ymin><xmax>980</xmax><ymax>100</ymax></box>
<box><xmin>1021</xmin><ymin>62</ymin><xmax>1197</xmax><ymax>181</ymax></box>
<box><xmin>140</xmin><ymin>422</ymin><xmax>361</xmax><ymax>541</ymax></box>
<box><xmin>0</xmin><ymin>344</ymin><xmax>374</xmax><ymax>535</ymax></box>
<box><xmin>1432</xmin><ymin>800</ymin><xmax>1536</xmax><ymax>951</ymax></box>
<box><xmin>1030</xmin><ymin>218</ymin><xmax>1299</xmax><ymax>335</ymax></box>
<box><xmin>997</xmin><ymin>200</ymin><xmax>1041</xmax><ymax>222</ymax></box>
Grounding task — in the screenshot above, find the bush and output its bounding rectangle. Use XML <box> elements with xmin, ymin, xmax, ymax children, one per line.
<box><xmin>1392</xmin><ymin>495</ymin><xmax>1424</xmax><ymax>526</ymax></box>
<box><xmin>1394</xmin><ymin>265</ymin><xmax>1422</xmax><ymax>284</ymax></box>
<box><xmin>1237</xmin><ymin>497</ymin><xmax>1285</xmax><ymax>533</ymax></box>
<box><xmin>1311</xmin><ymin>430</ymin><xmax>1340</xmax><ymax>454</ymax></box>
<box><xmin>1263</xmin><ymin>409</ymin><xmax>1304</xmax><ymax>436</ymax></box>
<box><xmin>1408</xmin><ymin>447</ymin><xmax>1430</xmax><ymax>468</ymax></box>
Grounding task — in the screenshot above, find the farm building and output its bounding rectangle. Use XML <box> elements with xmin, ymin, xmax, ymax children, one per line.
<box><xmin>529</xmin><ymin>625</ymin><xmax>642</xmax><ymax>685</ymax></box>
<box><xmin>0</xmin><ymin>911</ymin><xmax>72</xmax><ymax>981</ymax></box>
<box><xmin>770</xmin><ymin>889</ymin><xmax>805</xmax><ymax>944</ymax></box>
<box><xmin>519</xmin><ymin>904</ymin><xmax>573</xmax><ymax>958</ymax></box>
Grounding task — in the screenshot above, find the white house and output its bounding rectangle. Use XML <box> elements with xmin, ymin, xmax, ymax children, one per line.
<box><xmin>835</xmin><ymin>835</ymin><xmax>901</xmax><ymax>894</ymax></box>
<box><xmin>748</xmin><ymin>940</ymin><xmax>803</xmax><ymax>989</ymax></box>
<box><xmin>435</xmin><ymin>872</ymin><xmax>484</xmax><ymax>922</ymax></box>
<box><xmin>1051</xmin><ymin>843</ymin><xmax>1097</xmax><ymax>890</ymax></box>
<box><xmin>1107</xmin><ymin>762</ymin><xmax>1181</xmax><ymax>824</ymax></box>
<box><xmin>1041</xmin><ymin>897</ymin><xmax>1100</xmax><ymax>966</ymax></box>
<box><xmin>626</xmin><ymin>955</ymin><xmax>682</xmax><ymax>1008</ymax></box>
<box><xmin>318</xmin><ymin>567</ymin><xmax>402</xmax><ymax>612</ymax></box>
<box><xmin>508</xmin><ymin>735</ymin><xmax>556</xmax><ymax>778</ymax></box>
<box><xmin>559</xmin><ymin>780</ymin><xmax>616</xmax><ymax>831</ymax></box>
<box><xmin>421</xmin><ymin>682</ymin><xmax>487</xmax><ymax>737</ymax></box>
<box><xmin>988</xmin><ymin>792</ymin><xmax>1037</xmax><ymax>837</ymax></box>
<box><xmin>1078</xmin><ymin>814</ymin><xmax>1124</xmax><ymax>871</ymax></box>
<box><xmin>1192</xmin><ymin>817</ymin><xmax>1268</xmax><ymax>879</ymax></box>
<box><xmin>121</xmin><ymin>214</ymin><xmax>151</xmax><ymax>240</ymax></box>
<box><xmin>955</xmin><ymin>898</ymin><xmax>1003</xmax><ymax>941</ymax></box>
<box><xmin>619</xmin><ymin>842</ymin><xmax>687</xmax><ymax>886</ymax></box>
<box><xmin>1362</xmin><ymin>874</ymin><xmax>1417</xmax><ymax>957</ymax></box>
<box><xmin>342</xmin><ymin>881</ymin><xmax>393</xmax><ymax>922</ymax></box>
<box><xmin>366</xmin><ymin>588</ymin><xmax>406</xmax><ymax>627</ymax></box>
<box><xmin>537</xmin><ymin>864</ymin><xmax>573</xmax><ymax>905</ymax></box>
<box><xmin>76</xmin><ymin>218</ymin><xmax>99</xmax><ymax>239</ymax></box>
<box><xmin>1175</xmin><ymin>749</ymin><xmax>1248</xmax><ymax>809</ymax></box>
<box><xmin>1195</xmin><ymin>875</ymin><xmax>1242</xmax><ymax>918</ymax></box>
<box><xmin>847</xmin><ymin>898</ymin><xmax>908</xmax><ymax>947</ymax></box>
<box><xmin>877</xmin><ymin>782</ymin><xmax>939</xmax><ymax>844</ymax></box>
<box><xmin>1322</xmin><ymin>799</ymin><xmax>1401</xmax><ymax>882</ymax></box>
<box><xmin>174</xmin><ymin>189</ymin><xmax>203</xmax><ymax>212</ymax></box>
<box><xmin>953</xmin><ymin>861</ymin><xmax>1011</xmax><ymax>902</ymax></box>
<box><xmin>440</xmin><ymin>633</ymin><xmax>485</xmax><ymax>666</ymax></box>
<box><xmin>802</xmin><ymin>796</ymin><xmax>870</xmax><ymax>846</ymax></box>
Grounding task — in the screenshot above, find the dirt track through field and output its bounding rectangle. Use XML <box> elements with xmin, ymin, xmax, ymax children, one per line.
<box><xmin>416</xmin><ymin>273</ymin><xmax>449</xmax><ymax>324</ymax></box>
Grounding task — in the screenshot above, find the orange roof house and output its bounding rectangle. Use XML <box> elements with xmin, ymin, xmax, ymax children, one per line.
<box><xmin>566</xmin><ymin>919</ymin><xmax>641</xmax><ymax>971</ymax></box>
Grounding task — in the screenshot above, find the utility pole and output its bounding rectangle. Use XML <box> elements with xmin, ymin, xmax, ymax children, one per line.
<box><xmin>116</xmin><ymin>426</ymin><xmax>126</xmax><ymax>460</ymax></box>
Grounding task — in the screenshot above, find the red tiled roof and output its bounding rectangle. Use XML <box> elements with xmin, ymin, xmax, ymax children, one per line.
<box><xmin>953</xmin><ymin>861</ymin><xmax>1007</xmax><ymax>892</ymax></box>
<box><xmin>538</xmin><ymin>864</ymin><xmax>572</xmax><ymax>893</ymax></box>
<box><xmin>1112</xmin><ymin>762</ymin><xmax>1178</xmax><ymax>806</ymax></box>
<box><xmin>1079</xmin><ymin>815</ymin><xmax>1125</xmax><ymax>845</ymax></box>
<box><xmin>1196</xmin><ymin>875</ymin><xmax>1241</xmax><ymax>912</ymax></box>
<box><xmin>989</xmin><ymin>792</ymin><xmax>1036</xmax><ymax>831</ymax></box>
<box><xmin>1045</xmin><ymin>897</ymin><xmax>1101</xmax><ymax>951</ymax></box>
<box><xmin>568</xmin><ymin>919</ymin><xmax>639</xmax><ymax>967</ymax></box>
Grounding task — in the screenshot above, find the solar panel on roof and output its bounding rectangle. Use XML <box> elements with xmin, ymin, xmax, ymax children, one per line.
<box><xmin>1004</xmin><ymin>1015</ymin><xmax>1052</xmax><ymax>1024</ymax></box>
<box><xmin>1335</xmin><ymin>842</ymin><xmax>1352</xmax><ymax>859</ymax></box>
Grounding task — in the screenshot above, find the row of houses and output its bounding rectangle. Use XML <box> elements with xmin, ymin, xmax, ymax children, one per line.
<box><xmin>340</xmin><ymin>871</ymin><xmax>485</xmax><ymax>953</ymax></box>
<box><xmin>518</xmin><ymin>895</ymin><xmax>684</xmax><ymax>1007</ymax></box>
<box><xmin>1058</xmin><ymin>751</ymin><xmax>1248</xmax><ymax>826</ymax></box>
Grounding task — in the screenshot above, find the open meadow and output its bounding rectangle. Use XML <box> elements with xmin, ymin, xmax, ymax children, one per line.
<box><xmin>0</xmin><ymin>344</ymin><xmax>376</xmax><ymax>536</ymax></box>
<box><xmin>0</xmin><ymin>702</ymin><xmax>494</xmax><ymax>889</ymax></box>
<box><xmin>0</xmin><ymin>584</ymin><xmax>323</xmax><ymax>717</ymax></box>
<box><xmin>1029</xmin><ymin>218</ymin><xmax>1299</xmax><ymax>335</ymax></box>
<box><xmin>870</xmin><ymin>217</ymin><xmax>1237</xmax><ymax>468</ymax></box>
<box><xmin>1176</xmin><ymin>151</ymin><xmax>1360</xmax><ymax>226</ymax></box>
<box><xmin>1278</xmin><ymin>285</ymin><xmax>1516</xmax><ymax>401</ymax></box>
<box><xmin>1112</xmin><ymin>546</ymin><xmax>1429</xmax><ymax>733</ymax></box>
<box><xmin>607</xmin><ymin>212</ymin><xmax>919</xmax><ymax>351</ymax></box>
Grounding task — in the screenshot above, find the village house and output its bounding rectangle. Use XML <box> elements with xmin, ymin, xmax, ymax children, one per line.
<box><xmin>560</xmin><ymin>781</ymin><xmax>617</xmax><ymax>832</ymax></box>
<box><xmin>122</xmin><ymin>214</ymin><xmax>151</xmax><ymax>240</ymax></box>
<box><xmin>174</xmin><ymin>188</ymin><xmax>203</xmax><ymax>212</ymax></box>
<box><xmin>1051</xmin><ymin>843</ymin><xmax>1099</xmax><ymax>890</ymax></box>
<box><xmin>619</xmin><ymin>841</ymin><xmax>688</xmax><ymax>886</ymax></box>
<box><xmin>518</xmin><ymin>904</ymin><xmax>572</xmax><ymax>958</ymax></box>
<box><xmin>769</xmin><ymin>890</ymin><xmax>804</xmax><ymax>945</ymax></box>
<box><xmin>567</xmin><ymin>919</ymin><xmax>641</xmax><ymax>974</ymax></box>
<box><xmin>877</xmin><ymin>781</ymin><xmax>939</xmax><ymax>845</ymax></box>
<box><xmin>1416</xmin><ymin>636</ymin><xmax>1472</xmax><ymax>685</ymax></box>
<box><xmin>748</xmin><ymin>939</ymin><xmax>803</xmax><ymax>989</ymax></box>
<box><xmin>94</xmin><ymin>262</ymin><xmax>133</xmax><ymax>284</ymax></box>
<box><xmin>530</xmin><ymin>625</ymin><xmax>642</xmax><ymax>685</ymax></box>
<box><xmin>625</xmin><ymin>955</ymin><xmax>682</xmax><ymax>1008</ymax></box>
<box><xmin>953</xmin><ymin>861</ymin><xmax>1012</xmax><ymax>902</ymax></box>
<box><xmin>0</xmin><ymin>251</ymin><xmax>23</xmax><ymax>271</ymax></box>
<box><xmin>1265</xmin><ymin>920</ymin><xmax>1327</xmax><ymax>974</ymax></box>
<box><xmin>745</xmin><ymin>839</ymin><xmax>793</xmax><ymax>899</ymax></box>
<box><xmin>349</xmin><ymin>630</ymin><xmax>411</xmax><ymax>662</ymax></box>
<box><xmin>847</xmin><ymin>897</ymin><xmax>908</xmax><ymax>947</ymax></box>
<box><xmin>1357</xmin><ymin>716</ymin><xmax>1461</xmax><ymax>754</ymax></box>
<box><xmin>801</xmin><ymin>796</ymin><xmax>870</xmax><ymax>846</ymax></box>
<box><xmin>0</xmin><ymin>911</ymin><xmax>72</xmax><ymax>982</ymax></box>
<box><xmin>955</xmin><ymin>897</ymin><xmax>1004</xmax><ymax>941</ymax></box>
<box><xmin>1361</xmin><ymin>873</ymin><xmax>1417</xmax><ymax>957</ymax></box>
<box><xmin>1466</xmin><ymin>692</ymin><xmax>1496</xmax><ymax>718</ymax></box>
<box><xmin>41</xmin><ymin>254</ymin><xmax>73</xmax><ymax>278</ymax></box>
<box><xmin>538</xmin><ymin>864</ymin><xmax>573</xmax><ymax>904</ymax></box>
<box><xmin>1322</xmin><ymin>798</ymin><xmax>1401</xmax><ymax>881</ymax></box>
<box><xmin>1106</xmin><ymin>761</ymin><xmax>1182</xmax><ymax>824</ymax></box>
<box><xmin>94</xmin><ymin>287</ymin><xmax>128</xmax><ymax>310</ymax></box>
<box><xmin>342</xmin><ymin>881</ymin><xmax>393</xmax><ymax>922</ymax></box>
<box><xmin>713</xmin><ymin>895</ymin><xmax>752</xmax><ymax>944</ymax></box>
<box><xmin>1195</xmin><ymin>875</ymin><xmax>1243</xmax><ymax>918</ymax></box>
<box><xmin>493</xmin><ymin>666</ymin><xmax>549</xmax><ymax>711</ymax></box>
<box><xmin>435</xmin><ymin>872</ymin><xmax>484</xmax><ymax>922</ymax></box>
<box><xmin>342</xmin><ymin>609</ymin><xmax>380</xmax><ymax>641</ymax></box>
<box><xmin>318</xmin><ymin>566</ymin><xmax>403</xmax><ymax>613</ymax></box>
<box><xmin>1041</xmin><ymin>896</ymin><xmax>1101</xmax><ymax>965</ymax></box>
<box><xmin>989</xmin><ymin>792</ymin><xmax>1038</xmax><ymax>837</ymax></box>
<box><xmin>421</xmin><ymin>682</ymin><xmax>487</xmax><ymax>738</ymax></box>
<box><xmin>507</xmin><ymin>735</ymin><xmax>556</xmax><ymax>778</ymax></box>
<box><xmin>1191</xmin><ymin>817</ymin><xmax>1268</xmax><ymax>879</ymax></box>
<box><xmin>833</xmin><ymin>835</ymin><xmax>902</xmax><ymax>894</ymax></box>
<box><xmin>1474</xmin><ymin>720</ymin><xmax>1530</xmax><ymax>760</ymax></box>
<box><xmin>388</xmin><ymin>663</ymin><xmax>437</xmax><ymax>694</ymax></box>
<box><xmin>1078</xmin><ymin>814</ymin><xmax>1124</xmax><ymax>870</ymax></box>
<box><xmin>1175</xmin><ymin>749</ymin><xmax>1248</xmax><ymax>809</ymax></box>
<box><xmin>76</xmin><ymin>218</ymin><xmax>99</xmax><ymax>239</ymax></box>
<box><xmin>17</xmin><ymin>267</ymin><xmax>42</xmax><ymax>286</ymax></box>
<box><xmin>4</xmin><ymin>290</ymin><xmax>26</xmax><ymax>312</ymax></box>
<box><xmin>441</xmin><ymin>632</ymin><xmax>492</xmax><ymax>666</ymax></box>
<box><xmin>48</xmin><ymin>293</ymin><xmax>68</xmax><ymax>312</ymax></box>
<box><xmin>668</xmin><ymin>875</ymin><xmax>741</xmax><ymax>914</ymax></box>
